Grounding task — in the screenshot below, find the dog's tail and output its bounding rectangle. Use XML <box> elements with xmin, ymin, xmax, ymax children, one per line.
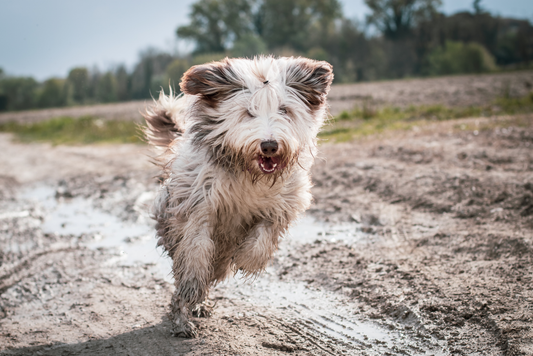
<box><xmin>142</xmin><ymin>88</ymin><xmax>187</xmax><ymax>149</ymax></box>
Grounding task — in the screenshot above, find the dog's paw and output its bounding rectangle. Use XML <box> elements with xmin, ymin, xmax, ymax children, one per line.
<box><xmin>191</xmin><ymin>301</ymin><xmax>214</xmax><ymax>318</ymax></box>
<box><xmin>171</xmin><ymin>320</ymin><xmax>198</xmax><ymax>338</ymax></box>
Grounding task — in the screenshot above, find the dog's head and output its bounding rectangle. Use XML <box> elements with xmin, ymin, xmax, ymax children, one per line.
<box><xmin>181</xmin><ymin>56</ymin><xmax>333</xmax><ymax>181</ymax></box>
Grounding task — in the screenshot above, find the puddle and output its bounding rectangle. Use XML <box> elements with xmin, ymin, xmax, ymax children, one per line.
<box><xmin>20</xmin><ymin>184</ymin><xmax>173</xmax><ymax>282</ymax></box>
<box><xmin>288</xmin><ymin>215</ymin><xmax>365</xmax><ymax>245</ymax></box>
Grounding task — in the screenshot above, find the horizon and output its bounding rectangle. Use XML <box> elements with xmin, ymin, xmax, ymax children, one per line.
<box><xmin>1</xmin><ymin>0</ymin><xmax>532</xmax><ymax>81</ymax></box>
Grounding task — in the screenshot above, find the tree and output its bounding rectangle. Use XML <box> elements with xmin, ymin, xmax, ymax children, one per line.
<box><xmin>258</xmin><ymin>0</ymin><xmax>342</xmax><ymax>52</ymax></box>
<box><xmin>66</xmin><ymin>67</ymin><xmax>89</xmax><ymax>104</ymax></box>
<box><xmin>472</xmin><ymin>0</ymin><xmax>484</xmax><ymax>15</ymax></box>
<box><xmin>177</xmin><ymin>0</ymin><xmax>254</xmax><ymax>54</ymax></box>
<box><xmin>96</xmin><ymin>72</ymin><xmax>118</xmax><ymax>103</ymax></box>
<box><xmin>0</xmin><ymin>76</ymin><xmax>38</xmax><ymax>111</ymax></box>
<box><xmin>0</xmin><ymin>68</ymin><xmax>6</xmax><ymax>111</ymax></box>
<box><xmin>365</xmin><ymin>0</ymin><xmax>441</xmax><ymax>40</ymax></box>
<box><xmin>131</xmin><ymin>49</ymin><xmax>174</xmax><ymax>99</ymax></box>
<box><xmin>230</xmin><ymin>34</ymin><xmax>267</xmax><ymax>57</ymax></box>
<box><xmin>115</xmin><ymin>65</ymin><xmax>131</xmax><ymax>101</ymax></box>
<box><xmin>166</xmin><ymin>58</ymin><xmax>190</xmax><ymax>91</ymax></box>
<box><xmin>38</xmin><ymin>78</ymin><xmax>67</xmax><ymax>108</ymax></box>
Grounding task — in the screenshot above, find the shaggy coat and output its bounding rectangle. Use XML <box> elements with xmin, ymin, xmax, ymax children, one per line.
<box><xmin>144</xmin><ymin>56</ymin><xmax>333</xmax><ymax>337</ymax></box>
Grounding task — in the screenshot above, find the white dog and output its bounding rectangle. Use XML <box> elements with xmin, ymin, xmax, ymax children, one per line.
<box><xmin>143</xmin><ymin>56</ymin><xmax>333</xmax><ymax>337</ymax></box>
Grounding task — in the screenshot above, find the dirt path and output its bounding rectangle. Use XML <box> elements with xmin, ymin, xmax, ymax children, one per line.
<box><xmin>1</xmin><ymin>113</ymin><xmax>533</xmax><ymax>355</ymax></box>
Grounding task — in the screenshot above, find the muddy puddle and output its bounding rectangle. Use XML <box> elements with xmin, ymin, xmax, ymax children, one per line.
<box><xmin>14</xmin><ymin>184</ymin><xmax>444</xmax><ymax>355</ymax></box>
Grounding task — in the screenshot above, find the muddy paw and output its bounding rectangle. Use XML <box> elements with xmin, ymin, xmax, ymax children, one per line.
<box><xmin>191</xmin><ymin>301</ymin><xmax>214</xmax><ymax>318</ymax></box>
<box><xmin>171</xmin><ymin>320</ymin><xmax>198</xmax><ymax>338</ymax></box>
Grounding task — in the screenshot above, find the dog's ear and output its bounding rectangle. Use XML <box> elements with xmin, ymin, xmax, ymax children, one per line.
<box><xmin>180</xmin><ymin>59</ymin><xmax>242</xmax><ymax>107</ymax></box>
<box><xmin>285</xmin><ymin>58</ymin><xmax>333</xmax><ymax>111</ymax></box>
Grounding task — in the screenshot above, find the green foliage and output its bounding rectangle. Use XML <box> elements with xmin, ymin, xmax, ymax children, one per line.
<box><xmin>230</xmin><ymin>34</ymin><xmax>268</xmax><ymax>58</ymax></box>
<box><xmin>0</xmin><ymin>76</ymin><xmax>39</xmax><ymax>111</ymax></box>
<box><xmin>96</xmin><ymin>72</ymin><xmax>118</xmax><ymax>103</ymax></box>
<box><xmin>365</xmin><ymin>0</ymin><xmax>442</xmax><ymax>40</ymax></box>
<box><xmin>166</xmin><ymin>59</ymin><xmax>190</xmax><ymax>91</ymax></box>
<box><xmin>66</xmin><ymin>67</ymin><xmax>90</xmax><ymax>104</ymax></box>
<box><xmin>38</xmin><ymin>78</ymin><xmax>66</xmax><ymax>108</ymax></box>
<box><xmin>192</xmin><ymin>52</ymin><xmax>227</xmax><ymax>65</ymax></box>
<box><xmin>130</xmin><ymin>49</ymin><xmax>174</xmax><ymax>99</ymax></box>
<box><xmin>321</xmin><ymin>93</ymin><xmax>533</xmax><ymax>142</ymax></box>
<box><xmin>0</xmin><ymin>116</ymin><xmax>143</xmax><ymax>145</ymax></box>
<box><xmin>177</xmin><ymin>0</ymin><xmax>255</xmax><ymax>54</ymax></box>
<box><xmin>307</xmin><ymin>47</ymin><xmax>329</xmax><ymax>62</ymax></box>
<box><xmin>257</xmin><ymin>0</ymin><xmax>342</xmax><ymax>52</ymax></box>
<box><xmin>425</xmin><ymin>41</ymin><xmax>497</xmax><ymax>75</ymax></box>
<box><xmin>115</xmin><ymin>65</ymin><xmax>131</xmax><ymax>102</ymax></box>
<box><xmin>0</xmin><ymin>68</ymin><xmax>7</xmax><ymax>111</ymax></box>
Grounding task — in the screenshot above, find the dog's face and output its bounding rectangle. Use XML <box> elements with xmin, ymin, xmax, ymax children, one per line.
<box><xmin>180</xmin><ymin>56</ymin><xmax>333</xmax><ymax>181</ymax></box>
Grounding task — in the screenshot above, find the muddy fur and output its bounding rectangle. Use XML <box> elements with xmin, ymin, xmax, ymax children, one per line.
<box><xmin>144</xmin><ymin>56</ymin><xmax>333</xmax><ymax>337</ymax></box>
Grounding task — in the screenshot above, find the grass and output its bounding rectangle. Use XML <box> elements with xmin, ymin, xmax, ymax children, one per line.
<box><xmin>320</xmin><ymin>92</ymin><xmax>533</xmax><ymax>142</ymax></box>
<box><xmin>0</xmin><ymin>116</ymin><xmax>144</xmax><ymax>145</ymax></box>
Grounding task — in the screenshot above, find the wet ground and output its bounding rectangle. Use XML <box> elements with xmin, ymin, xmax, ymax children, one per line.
<box><xmin>1</xmin><ymin>112</ymin><xmax>533</xmax><ymax>355</ymax></box>
<box><xmin>0</xmin><ymin>176</ymin><xmax>442</xmax><ymax>355</ymax></box>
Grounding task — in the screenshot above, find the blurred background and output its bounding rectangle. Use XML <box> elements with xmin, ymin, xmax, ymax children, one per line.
<box><xmin>0</xmin><ymin>0</ymin><xmax>532</xmax><ymax>113</ymax></box>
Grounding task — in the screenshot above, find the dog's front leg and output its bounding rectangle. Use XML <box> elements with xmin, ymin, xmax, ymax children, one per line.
<box><xmin>233</xmin><ymin>221</ymin><xmax>281</xmax><ymax>276</ymax></box>
<box><xmin>169</xmin><ymin>210</ymin><xmax>214</xmax><ymax>337</ymax></box>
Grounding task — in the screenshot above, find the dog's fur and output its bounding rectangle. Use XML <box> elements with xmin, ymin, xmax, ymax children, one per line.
<box><xmin>143</xmin><ymin>56</ymin><xmax>333</xmax><ymax>337</ymax></box>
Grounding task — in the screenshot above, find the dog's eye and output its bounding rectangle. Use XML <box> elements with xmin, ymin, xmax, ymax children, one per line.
<box><xmin>278</xmin><ymin>107</ymin><xmax>287</xmax><ymax>115</ymax></box>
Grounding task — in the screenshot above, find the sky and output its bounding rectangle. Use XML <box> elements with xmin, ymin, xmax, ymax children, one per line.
<box><xmin>1</xmin><ymin>0</ymin><xmax>532</xmax><ymax>80</ymax></box>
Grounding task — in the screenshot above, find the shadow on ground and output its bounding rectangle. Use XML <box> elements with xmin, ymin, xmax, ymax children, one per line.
<box><xmin>1</xmin><ymin>321</ymin><xmax>192</xmax><ymax>356</ymax></box>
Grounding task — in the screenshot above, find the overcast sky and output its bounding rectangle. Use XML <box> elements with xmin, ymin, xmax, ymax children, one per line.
<box><xmin>1</xmin><ymin>0</ymin><xmax>532</xmax><ymax>80</ymax></box>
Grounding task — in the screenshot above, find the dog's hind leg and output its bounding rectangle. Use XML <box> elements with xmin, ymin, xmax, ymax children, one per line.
<box><xmin>169</xmin><ymin>213</ymin><xmax>214</xmax><ymax>337</ymax></box>
<box><xmin>233</xmin><ymin>221</ymin><xmax>282</xmax><ymax>276</ymax></box>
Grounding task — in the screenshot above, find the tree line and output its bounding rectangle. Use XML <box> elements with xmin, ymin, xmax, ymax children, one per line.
<box><xmin>1</xmin><ymin>0</ymin><xmax>531</xmax><ymax>112</ymax></box>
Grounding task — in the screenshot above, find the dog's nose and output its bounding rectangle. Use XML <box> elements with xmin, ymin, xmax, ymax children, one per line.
<box><xmin>261</xmin><ymin>140</ymin><xmax>278</xmax><ymax>155</ymax></box>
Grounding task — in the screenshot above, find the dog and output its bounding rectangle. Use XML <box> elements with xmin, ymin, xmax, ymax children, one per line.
<box><xmin>143</xmin><ymin>56</ymin><xmax>333</xmax><ymax>337</ymax></box>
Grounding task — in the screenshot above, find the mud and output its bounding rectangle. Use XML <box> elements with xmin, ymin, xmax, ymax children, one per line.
<box><xmin>1</xmin><ymin>114</ymin><xmax>533</xmax><ymax>355</ymax></box>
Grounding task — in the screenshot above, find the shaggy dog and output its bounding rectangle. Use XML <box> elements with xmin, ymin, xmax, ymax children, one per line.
<box><xmin>143</xmin><ymin>56</ymin><xmax>333</xmax><ymax>337</ymax></box>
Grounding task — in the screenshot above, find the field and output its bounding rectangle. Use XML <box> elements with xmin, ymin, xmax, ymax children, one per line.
<box><xmin>1</xmin><ymin>72</ymin><xmax>533</xmax><ymax>355</ymax></box>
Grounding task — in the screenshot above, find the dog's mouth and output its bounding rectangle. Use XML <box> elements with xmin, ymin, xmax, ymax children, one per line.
<box><xmin>257</xmin><ymin>155</ymin><xmax>281</xmax><ymax>174</ymax></box>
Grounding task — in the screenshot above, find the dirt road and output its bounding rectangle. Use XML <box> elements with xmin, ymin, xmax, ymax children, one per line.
<box><xmin>1</xmin><ymin>110</ymin><xmax>532</xmax><ymax>355</ymax></box>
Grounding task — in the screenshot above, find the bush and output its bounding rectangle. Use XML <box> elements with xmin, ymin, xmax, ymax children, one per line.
<box><xmin>425</xmin><ymin>41</ymin><xmax>497</xmax><ymax>76</ymax></box>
